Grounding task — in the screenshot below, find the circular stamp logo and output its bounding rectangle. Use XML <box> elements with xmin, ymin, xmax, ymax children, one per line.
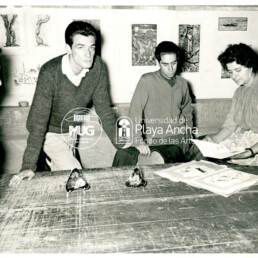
<box><xmin>61</xmin><ymin>107</ymin><xmax>103</xmax><ymax>150</ymax></box>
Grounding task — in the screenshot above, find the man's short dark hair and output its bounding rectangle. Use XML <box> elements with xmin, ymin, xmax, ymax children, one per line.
<box><xmin>155</xmin><ymin>41</ymin><xmax>180</xmax><ymax>62</ymax></box>
<box><xmin>65</xmin><ymin>21</ymin><xmax>97</xmax><ymax>47</ymax></box>
<box><xmin>218</xmin><ymin>43</ymin><xmax>258</xmax><ymax>73</ymax></box>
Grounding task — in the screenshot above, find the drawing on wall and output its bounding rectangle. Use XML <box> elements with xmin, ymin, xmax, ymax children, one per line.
<box><xmin>132</xmin><ymin>24</ymin><xmax>157</xmax><ymax>66</ymax></box>
<box><xmin>35</xmin><ymin>15</ymin><xmax>50</xmax><ymax>46</ymax></box>
<box><xmin>221</xmin><ymin>68</ymin><xmax>230</xmax><ymax>79</ymax></box>
<box><xmin>218</xmin><ymin>17</ymin><xmax>248</xmax><ymax>31</ymax></box>
<box><xmin>13</xmin><ymin>63</ymin><xmax>41</xmax><ymax>87</ymax></box>
<box><xmin>179</xmin><ymin>24</ymin><xmax>200</xmax><ymax>72</ymax></box>
<box><xmin>73</xmin><ymin>19</ymin><xmax>101</xmax><ymax>55</ymax></box>
<box><xmin>0</xmin><ymin>14</ymin><xmax>20</xmax><ymax>47</ymax></box>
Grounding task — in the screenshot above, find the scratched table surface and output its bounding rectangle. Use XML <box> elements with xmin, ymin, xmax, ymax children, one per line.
<box><xmin>1</xmin><ymin>162</ymin><xmax>258</xmax><ymax>253</ymax></box>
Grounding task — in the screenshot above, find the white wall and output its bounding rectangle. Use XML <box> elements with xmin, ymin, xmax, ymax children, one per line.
<box><xmin>0</xmin><ymin>5</ymin><xmax>258</xmax><ymax>106</ymax></box>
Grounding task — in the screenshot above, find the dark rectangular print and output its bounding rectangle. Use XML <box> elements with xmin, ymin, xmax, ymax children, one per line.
<box><xmin>179</xmin><ymin>24</ymin><xmax>200</xmax><ymax>72</ymax></box>
<box><xmin>132</xmin><ymin>24</ymin><xmax>157</xmax><ymax>66</ymax></box>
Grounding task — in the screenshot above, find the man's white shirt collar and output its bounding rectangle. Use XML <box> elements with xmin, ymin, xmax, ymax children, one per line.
<box><xmin>62</xmin><ymin>54</ymin><xmax>89</xmax><ymax>86</ymax></box>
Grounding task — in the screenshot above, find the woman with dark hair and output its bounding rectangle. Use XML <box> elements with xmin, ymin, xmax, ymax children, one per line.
<box><xmin>188</xmin><ymin>43</ymin><xmax>258</xmax><ymax>165</ymax></box>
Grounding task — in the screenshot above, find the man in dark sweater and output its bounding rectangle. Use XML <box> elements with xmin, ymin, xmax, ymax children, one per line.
<box><xmin>112</xmin><ymin>41</ymin><xmax>193</xmax><ymax>167</ymax></box>
<box><xmin>10</xmin><ymin>21</ymin><xmax>121</xmax><ymax>185</ymax></box>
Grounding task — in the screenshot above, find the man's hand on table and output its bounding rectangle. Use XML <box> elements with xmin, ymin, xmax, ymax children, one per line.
<box><xmin>121</xmin><ymin>141</ymin><xmax>151</xmax><ymax>157</ymax></box>
<box><xmin>136</xmin><ymin>144</ymin><xmax>151</xmax><ymax>157</ymax></box>
<box><xmin>122</xmin><ymin>142</ymin><xmax>132</xmax><ymax>149</ymax></box>
<box><xmin>9</xmin><ymin>170</ymin><xmax>35</xmax><ymax>186</ymax></box>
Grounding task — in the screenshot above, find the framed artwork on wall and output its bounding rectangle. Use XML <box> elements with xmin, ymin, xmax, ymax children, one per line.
<box><xmin>0</xmin><ymin>54</ymin><xmax>51</xmax><ymax>105</ymax></box>
<box><xmin>1</xmin><ymin>54</ymin><xmax>49</xmax><ymax>92</ymax></box>
<box><xmin>218</xmin><ymin>17</ymin><xmax>248</xmax><ymax>31</ymax></box>
<box><xmin>0</xmin><ymin>9</ymin><xmax>27</xmax><ymax>56</ymax></box>
<box><xmin>34</xmin><ymin>14</ymin><xmax>51</xmax><ymax>47</ymax></box>
<box><xmin>132</xmin><ymin>24</ymin><xmax>157</xmax><ymax>66</ymax></box>
<box><xmin>0</xmin><ymin>14</ymin><xmax>20</xmax><ymax>48</ymax></box>
<box><xmin>178</xmin><ymin>24</ymin><xmax>200</xmax><ymax>72</ymax></box>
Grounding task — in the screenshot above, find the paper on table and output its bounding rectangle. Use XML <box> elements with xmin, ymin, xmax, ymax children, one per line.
<box><xmin>154</xmin><ymin>160</ymin><xmax>227</xmax><ymax>183</ymax></box>
<box><xmin>154</xmin><ymin>160</ymin><xmax>258</xmax><ymax>197</ymax></box>
<box><xmin>191</xmin><ymin>167</ymin><xmax>258</xmax><ymax>197</ymax></box>
<box><xmin>191</xmin><ymin>139</ymin><xmax>245</xmax><ymax>159</ymax></box>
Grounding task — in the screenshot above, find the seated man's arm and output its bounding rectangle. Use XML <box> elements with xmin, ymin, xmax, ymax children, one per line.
<box><xmin>181</xmin><ymin>84</ymin><xmax>193</xmax><ymax>128</ymax></box>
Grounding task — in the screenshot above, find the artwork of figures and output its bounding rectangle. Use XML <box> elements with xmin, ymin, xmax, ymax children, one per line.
<box><xmin>13</xmin><ymin>62</ymin><xmax>41</xmax><ymax>87</ymax></box>
<box><xmin>179</xmin><ymin>24</ymin><xmax>200</xmax><ymax>72</ymax></box>
<box><xmin>218</xmin><ymin>17</ymin><xmax>248</xmax><ymax>31</ymax></box>
<box><xmin>0</xmin><ymin>14</ymin><xmax>20</xmax><ymax>47</ymax></box>
<box><xmin>35</xmin><ymin>15</ymin><xmax>50</xmax><ymax>47</ymax></box>
<box><xmin>132</xmin><ymin>24</ymin><xmax>157</xmax><ymax>66</ymax></box>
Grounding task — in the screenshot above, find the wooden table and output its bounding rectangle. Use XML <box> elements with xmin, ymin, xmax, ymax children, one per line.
<box><xmin>0</xmin><ymin>163</ymin><xmax>258</xmax><ymax>253</ymax></box>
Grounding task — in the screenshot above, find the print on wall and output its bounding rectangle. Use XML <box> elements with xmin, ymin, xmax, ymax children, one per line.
<box><xmin>179</xmin><ymin>24</ymin><xmax>200</xmax><ymax>72</ymax></box>
<box><xmin>35</xmin><ymin>15</ymin><xmax>50</xmax><ymax>47</ymax></box>
<box><xmin>1</xmin><ymin>56</ymin><xmax>46</xmax><ymax>90</ymax></box>
<box><xmin>0</xmin><ymin>14</ymin><xmax>20</xmax><ymax>47</ymax></box>
<box><xmin>132</xmin><ymin>24</ymin><xmax>157</xmax><ymax>66</ymax></box>
<box><xmin>218</xmin><ymin>17</ymin><xmax>248</xmax><ymax>31</ymax></box>
<box><xmin>1</xmin><ymin>54</ymin><xmax>50</xmax><ymax>105</ymax></box>
<box><xmin>13</xmin><ymin>62</ymin><xmax>41</xmax><ymax>87</ymax></box>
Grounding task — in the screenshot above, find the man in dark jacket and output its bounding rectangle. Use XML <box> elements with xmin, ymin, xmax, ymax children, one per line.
<box><xmin>10</xmin><ymin>21</ymin><xmax>121</xmax><ymax>185</ymax></box>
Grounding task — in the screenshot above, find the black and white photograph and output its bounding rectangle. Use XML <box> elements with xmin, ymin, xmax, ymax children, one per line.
<box><xmin>178</xmin><ymin>24</ymin><xmax>200</xmax><ymax>72</ymax></box>
<box><xmin>0</xmin><ymin>0</ymin><xmax>258</xmax><ymax>256</ymax></box>
<box><xmin>132</xmin><ymin>24</ymin><xmax>157</xmax><ymax>66</ymax></box>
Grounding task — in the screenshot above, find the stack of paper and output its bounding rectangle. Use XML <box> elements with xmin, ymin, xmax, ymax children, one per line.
<box><xmin>154</xmin><ymin>160</ymin><xmax>226</xmax><ymax>183</ymax></box>
<box><xmin>191</xmin><ymin>139</ymin><xmax>245</xmax><ymax>159</ymax></box>
<box><xmin>154</xmin><ymin>160</ymin><xmax>258</xmax><ymax>197</ymax></box>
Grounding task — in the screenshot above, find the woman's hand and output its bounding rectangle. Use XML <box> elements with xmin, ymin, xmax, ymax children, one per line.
<box><xmin>206</xmin><ymin>128</ymin><xmax>232</xmax><ymax>144</ymax></box>
<box><xmin>230</xmin><ymin>149</ymin><xmax>254</xmax><ymax>160</ymax></box>
<box><xmin>9</xmin><ymin>170</ymin><xmax>35</xmax><ymax>186</ymax></box>
<box><xmin>203</xmin><ymin>135</ymin><xmax>215</xmax><ymax>142</ymax></box>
